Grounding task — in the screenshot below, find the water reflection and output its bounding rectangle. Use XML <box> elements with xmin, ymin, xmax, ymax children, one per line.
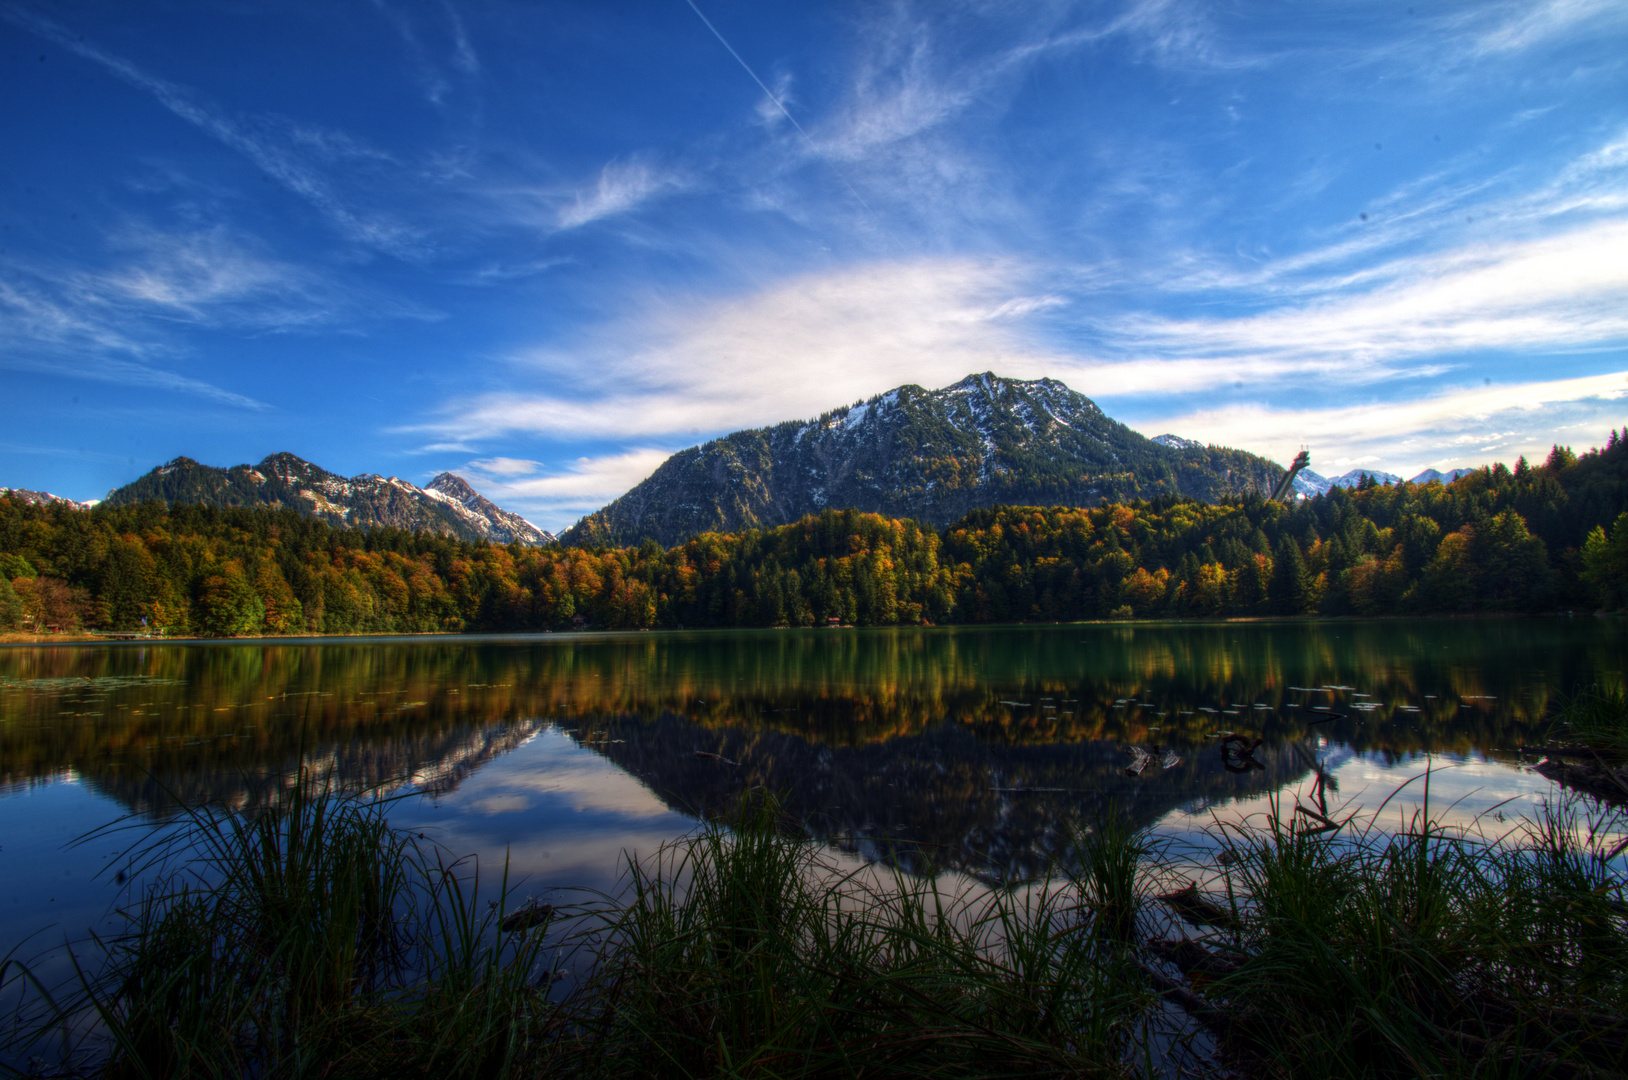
<box><xmin>0</xmin><ymin>620</ymin><xmax>1620</xmax><ymax>878</ymax></box>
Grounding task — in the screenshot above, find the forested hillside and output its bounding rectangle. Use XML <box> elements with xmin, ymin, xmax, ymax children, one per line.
<box><xmin>2</xmin><ymin>433</ymin><xmax>1625</xmax><ymax>638</ymax></box>
<box><xmin>563</xmin><ymin>373</ymin><xmax>1282</xmax><ymax>547</ymax></box>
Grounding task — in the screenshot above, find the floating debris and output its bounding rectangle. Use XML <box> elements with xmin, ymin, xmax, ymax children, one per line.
<box><xmin>1157</xmin><ymin>882</ymin><xmax>1237</xmax><ymax>930</ymax></box>
<box><xmin>990</xmin><ymin>786</ymin><xmax>1080</xmax><ymax>793</ymax></box>
<box><xmin>694</xmin><ymin>751</ymin><xmax>738</xmax><ymax>766</ymax></box>
<box><xmin>998</xmin><ymin>701</ymin><xmax>1032</xmax><ymax>707</ymax></box>
<box><xmin>500</xmin><ymin>901</ymin><xmax>555</xmax><ymax>933</ymax></box>
<box><xmin>1221</xmin><ymin>735</ymin><xmax>1265</xmax><ymax>773</ymax></box>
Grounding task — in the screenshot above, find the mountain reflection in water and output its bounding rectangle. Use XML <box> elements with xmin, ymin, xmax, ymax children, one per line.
<box><xmin>1</xmin><ymin>620</ymin><xmax>1621</xmax><ymax>880</ymax></box>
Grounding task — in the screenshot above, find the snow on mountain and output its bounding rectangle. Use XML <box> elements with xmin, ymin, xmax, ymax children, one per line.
<box><xmin>1151</xmin><ymin>434</ymin><xmax>1203</xmax><ymax>451</ymax></box>
<box><xmin>563</xmin><ymin>372</ymin><xmax>1283</xmax><ymax>547</ymax></box>
<box><xmin>103</xmin><ymin>454</ymin><xmax>555</xmax><ymax>545</ymax></box>
<box><xmin>1291</xmin><ymin>469</ymin><xmax>1333</xmax><ymax>497</ymax></box>
<box><xmin>0</xmin><ymin>488</ymin><xmax>91</xmax><ymax>509</ymax></box>
<box><xmin>1330</xmin><ymin>469</ymin><xmax>1404</xmax><ymax>488</ymax></box>
<box><xmin>1408</xmin><ymin>468</ymin><xmax>1476</xmax><ymax>485</ymax></box>
<box><xmin>423</xmin><ymin>473</ymin><xmax>556</xmax><ymax>545</ymax></box>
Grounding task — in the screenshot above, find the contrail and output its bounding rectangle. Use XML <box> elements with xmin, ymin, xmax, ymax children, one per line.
<box><xmin>681</xmin><ymin>0</ymin><xmax>877</xmax><ymax>220</ymax></box>
<box><xmin>683</xmin><ymin>0</ymin><xmax>810</xmax><ymax>141</ymax></box>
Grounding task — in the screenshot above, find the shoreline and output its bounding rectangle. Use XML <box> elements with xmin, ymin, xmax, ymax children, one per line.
<box><xmin>1</xmin><ymin>609</ymin><xmax>1614</xmax><ymax>649</ymax></box>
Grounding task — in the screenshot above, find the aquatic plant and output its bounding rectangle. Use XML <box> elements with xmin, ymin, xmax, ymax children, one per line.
<box><xmin>7</xmin><ymin>777</ymin><xmax>1626</xmax><ymax>1079</ymax></box>
<box><xmin>1176</xmin><ymin>789</ymin><xmax>1628</xmax><ymax>1078</ymax></box>
<box><xmin>4</xmin><ymin>777</ymin><xmax>553</xmax><ymax>1079</ymax></box>
<box><xmin>546</xmin><ymin>791</ymin><xmax>1143</xmax><ymax>1077</ymax></box>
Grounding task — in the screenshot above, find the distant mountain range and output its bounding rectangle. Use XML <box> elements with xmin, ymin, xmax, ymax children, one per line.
<box><xmin>99</xmin><ymin>453</ymin><xmax>555</xmax><ymax>546</ymax></box>
<box><xmin>562</xmin><ymin>373</ymin><xmax>1284</xmax><ymax>548</ymax></box>
<box><xmin>1290</xmin><ymin>466</ymin><xmax>1477</xmax><ymax>497</ymax></box>
<box><xmin>0</xmin><ymin>488</ymin><xmax>91</xmax><ymax>509</ymax></box>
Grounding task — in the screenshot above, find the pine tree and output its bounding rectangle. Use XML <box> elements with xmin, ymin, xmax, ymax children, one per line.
<box><xmin>1271</xmin><ymin>536</ymin><xmax>1311</xmax><ymax>615</ymax></box>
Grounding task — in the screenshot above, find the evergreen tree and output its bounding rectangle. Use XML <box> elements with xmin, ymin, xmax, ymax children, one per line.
<box><xmin>1271</xmin><ymin>537</ymin><xmax>1311</xmax><ymax>615</ymax></box>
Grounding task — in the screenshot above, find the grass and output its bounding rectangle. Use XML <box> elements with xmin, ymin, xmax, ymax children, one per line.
<box><xmin>3</xmin><ymin>776</ymin><xmax>553</xmax><ymax>1079</ymax></box>
<box><xmin>1191</xmin><ymin>787</ymin><xmax>1628</xmax><ymax>1079</ymax></box>
<box><xmin>544</xmin><ymin>793</ymin><xmax>1146</xmax><ymax>1078</ymax></box>
<box><xmin>3</xmin><ymin>779</ymin><xmax>1625</xmax><ymax>1079</ymax></box>
<box><xmin>1558</xmin><ymin>684</ymin><xmax>1628</xmax><ymax>755</ymax></box>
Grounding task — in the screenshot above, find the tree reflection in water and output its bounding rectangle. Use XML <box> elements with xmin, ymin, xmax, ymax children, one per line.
<box><xmin>0</xmin><ymin>619</ymin><xmax>1620</xmax><ymax>880</ymax></box>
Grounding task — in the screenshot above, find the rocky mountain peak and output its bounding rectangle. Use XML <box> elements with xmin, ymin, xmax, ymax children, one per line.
<box><xmin>562</xmin><ymin>371</ymin><xmax>1286</xmax><ymax>548</ymax></box>
<box><xmin>102</xmin><ymin>455</ymin><xmax>554</xmax><ymax>546</ymax></box>
<box><xmin>426</xmin><ymin>472</ymin><xmax>479</xmax><ymax>502</ymax></box>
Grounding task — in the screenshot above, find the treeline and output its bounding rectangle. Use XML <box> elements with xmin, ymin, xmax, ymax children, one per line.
<box><xmin>3</xmin><ymin>432</ymin><xmax>1626</xmax><ymax>638</ymax></box>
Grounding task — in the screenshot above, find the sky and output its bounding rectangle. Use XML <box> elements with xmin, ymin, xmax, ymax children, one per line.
<box><xmin>2</xmin><ymin>0</ymin><xmax>1626</xmax><ymax>532</ymax></box>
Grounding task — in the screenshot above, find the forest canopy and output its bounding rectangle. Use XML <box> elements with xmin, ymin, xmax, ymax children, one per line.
<box><xmin>3</xmin><ymin>431</ymin><xmax>1625</xmax><ymax>638</ymax></box>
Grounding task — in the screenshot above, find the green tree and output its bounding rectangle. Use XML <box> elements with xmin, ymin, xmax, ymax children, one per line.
<box><xmin>0</xmin><ymin>575</ymin><xmax>24</xmax><ymax>630</ymax></box>
<box><xmin>1271</xmin><ymin>537</ymin><xmax>1312</xmax><ymax>615</ymax></box>
<box><xmin>1581</xmin><ymin>512</ymin><xmax>1628</xmax><ymax>609</ymax></box>
<box><xmin>199</xmin><ymin>572</ymin><xmax>265</xmax><ymax>637</ymax></box>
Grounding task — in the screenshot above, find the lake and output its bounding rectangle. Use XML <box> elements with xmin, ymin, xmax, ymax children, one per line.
<box><xmin>2</xmin><ymin>617</ymin><xmax>1623</xmax><ymax>986</ymax></box>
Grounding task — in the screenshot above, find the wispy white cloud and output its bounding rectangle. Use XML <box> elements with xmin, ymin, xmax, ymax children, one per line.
<box><xmin>444</xmin><ymin>2</ymin><xmax>480</xmax><ymax>75</ymax></box>
<box><xmin>1094</xmin><ymin>219</ymin><xmax>1628</xmax><ymax>372</ymax></box>
<box><xmin>459</xmin><ymin>449</ymin><xmax>675</xmax><ymax>527</ymax></box>
<box><xmin>1137</xmin><ymin>371</ymin><xmax>1628</xmax><ymax>478</ymax></box>
<box><xmin>95</xmin><ymin>226</ymin><xmax>340</xmax><ymax>329</ymax></box>
<box><xmin>465</xmin><ymin>456</ymin><xmax>542</xmax><ymax>477</ymax></box>
<box><xmin>556</xmin><ymin>159</ymin><xmax>690</xmax><ymax>230</ymax></box>
<box><xmin>0</xmin><ymin>276</ymin><xmax>268</xmax><ymax>407</ymax></box>
<box><xmin>415</xmin><ymin>258</ymin><xmax>1059</xmax><ymax>443</ymax></box>
<box><xmin>3</xmin><ymin>7</ymin><xmax>424</xmax><ymax>257</ymax></box>
<box><xmin>811</xmin><ymin>20</ymin><xmax>975</xmax><ymax>163</ymax></box>
<box><xmin>0</xmin><ymin>219</ymin><xmax>433</xmax><ymax>408</ymax></box>
<box><xmin>1472</xmin><ymin>0</ymin><xmax>1626</xmax><ymax>55</ymax></box>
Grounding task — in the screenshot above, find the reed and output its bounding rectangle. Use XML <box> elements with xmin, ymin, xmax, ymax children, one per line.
<box><xmin>10</xmin><ymin>776</ymin><xmax>553</xmax><ymax>1079</ymax></box>
<box><xmin>1558</xmin><ymin>683</ymin><xmax>1628</xmax><ymax>754</ymax></box>
<box><xmin>1193</xmin><ymin>790</ymin><xmax>1628</xmax><ymax>1078</ymax></box>
<box><xmin>546</xmin><ymin>791</ymin><xmax>1143</xmax><ymax>1077</ymax></box>
<box><xmin>9</xmin><ymin>776</ymin><xmax>1625</xmax><ymax>1079</ymax></box>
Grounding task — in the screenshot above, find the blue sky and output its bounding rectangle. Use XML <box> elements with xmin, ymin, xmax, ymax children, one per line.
<box><xmin>2</xmin><ymin>0</ymin><xmax>1626</xmax><ymax>531</ymax></box>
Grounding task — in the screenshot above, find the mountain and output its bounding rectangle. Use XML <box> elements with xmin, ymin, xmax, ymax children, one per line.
<box><xmin>1291</xmin><ymin>469</ymin><xmax>1333</xmax><ymax>498</ymax></box>
<box><xmin>562</xmin><ymin>373</ymin><xmax>1285</xmax><ymax>548</ymax></box>
<box><xmin>1331</xmin><ymin>468</ymin><xmax>1404</xmax><ymax>488</ymax></box>
<box><xmin>0</xmin><ymin>488</ymin><xmax>91</xmax><ymax>509</ymax></box>
<box><xmin>1408</xmin><ymin>468</ymin><xmax>1476</xmax><ymax>485</ymax></box>
<box><xmin>420</xmin><ymin>472</ymin><xmax>555</xmax><ymax>545</ymax></box>
<box><xmin>102</xmin><ymin>453</ymin><xmax>555</xmax><ymax>545</ymax></box>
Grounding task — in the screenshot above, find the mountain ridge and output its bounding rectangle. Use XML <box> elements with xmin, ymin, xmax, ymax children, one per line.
<box><xmin>562</xmin><ymin>372</ymin><xmax>1286</xmax><ymax>548</ymax></box>
<box><xmin>101</xmin><ymin>454</ymin><xmax>555</xmax><ymax>546</ymax></box>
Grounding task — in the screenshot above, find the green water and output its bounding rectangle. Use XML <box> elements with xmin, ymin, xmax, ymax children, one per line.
<box><xmin>1</xmin><ymin>618</ymin><xmax>1622</xmax><ymax>966</ymax></box>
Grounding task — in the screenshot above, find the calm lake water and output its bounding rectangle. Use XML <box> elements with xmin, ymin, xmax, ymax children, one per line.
<box><xmin>2</xmin><ymin>617</ymin><xmax>1624</xmax><ymax>983</ymax></box>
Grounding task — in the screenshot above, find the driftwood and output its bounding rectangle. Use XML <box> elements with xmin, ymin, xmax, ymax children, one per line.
<box><xmin>1156</xmin><ymin>883</ymin><xmax>1239</xmax><ymax>931</ymax></box>
<box><xmin>1147</xmin><ymin>937</ymin><xmax>1242</xmax><ymax>980</ymax></box>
